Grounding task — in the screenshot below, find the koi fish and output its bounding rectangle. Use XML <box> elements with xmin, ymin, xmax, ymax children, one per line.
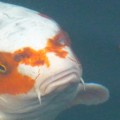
<box><xmin>0</xmin><ymin>2</ymin><xmax>109</xmax><ymax>120</ymax></box>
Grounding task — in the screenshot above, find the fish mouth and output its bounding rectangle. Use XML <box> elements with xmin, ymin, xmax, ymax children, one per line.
<box><xmin>39</xmin><ymin>66</ymin><xmax>82</xmax><ymax>96</ymax></box>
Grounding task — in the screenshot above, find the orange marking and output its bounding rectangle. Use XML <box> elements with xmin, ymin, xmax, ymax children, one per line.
<box><xmin>0</xmin><ymin>31</ymin><xmax>68</xmax><ymax>95</ymax></box>
<box><xmin>46</xmin><ymin>31</ymin><xmax>68</xmax><ymax>58</ymax></box>
<box><xmin>0</xmin><ymin>52</ymin><xmax>35</xmax><ymax>95</ymax></box>
<box><xmin>14</xmin><ymin>47</ymin><xmax>50</xmax><ymax>67</ymax></box>
<box><xmin>14</xmin><ymin>31</ymin><xmax>68</xmax><ymax>66</ymax></box>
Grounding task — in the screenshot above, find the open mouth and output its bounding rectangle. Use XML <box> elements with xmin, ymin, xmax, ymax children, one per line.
<box><xmin>39</xmin><ymin>66</ymin><xmax>81</xmax><ymax>95</ymax></box>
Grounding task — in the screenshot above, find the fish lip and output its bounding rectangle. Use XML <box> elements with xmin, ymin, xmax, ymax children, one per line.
<box><xmin>39</xmin><ymin>66</ymin><xmax>81</xmax><ymax>96</ymax></box>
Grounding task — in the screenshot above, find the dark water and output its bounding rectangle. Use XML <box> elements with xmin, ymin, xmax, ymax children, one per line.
<box><xmin>1</xmin><ymin>0</ymin><xmax>120</xmax><ymax>120</ymax></box>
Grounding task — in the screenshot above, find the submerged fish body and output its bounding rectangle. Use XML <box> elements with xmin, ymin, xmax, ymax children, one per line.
<box><xmin>0</xmin><ymin>2</ymin><xmax>109</xmax><ymax>120</ymax></box>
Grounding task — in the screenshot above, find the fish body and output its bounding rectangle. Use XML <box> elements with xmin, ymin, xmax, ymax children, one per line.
<box><xmin>0</xmin><ymin>2</ymin><xmax>109</xmax><ymax>120</ymax></box>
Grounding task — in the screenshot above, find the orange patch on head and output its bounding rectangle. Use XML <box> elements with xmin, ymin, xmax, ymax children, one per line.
<box><xmin>46</xmin><ymin>31</ymin><xmax>69</xmax><ymax>58</ymax></box>
<box><xmin>0</xmin><ymin>52</ymin><xmax>35</xmax><ymax>95</ymax></box>
<box><xmin>13</xmin><ymin>31</ymin><xmax>69</xmax><ymax>67</ymax></box>
<box><xmin>14</xmin><ymin>31</ymin><xmax>69</xmax><ymax>66</ymax></box>
<box><xmin>14</xmin><ymin>47</ymin><xmax>50</xmax><ymax>67</ymax></box>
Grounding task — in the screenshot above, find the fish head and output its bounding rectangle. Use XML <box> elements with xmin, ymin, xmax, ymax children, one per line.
<box><xmin>0</xmin><ymin>2</ymin><xmax>109</xmax><ymax>120</ymax></box>
<box><xmin>0</xmin><ymin>3</ymin><xmax>83</xmax><ymax>118</ymax></box>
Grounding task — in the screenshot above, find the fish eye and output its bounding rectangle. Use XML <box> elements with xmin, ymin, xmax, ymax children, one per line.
<box><xmin>58</xmin><ymin>37</ymin><xmax>66</xmax><ymax>46</ymax></box>
<box><xmin>0</xmin><ymin>64</ymin><xmax>6</xmax><ymax>73</ymax></box>
<box><xmin>57</xmin><ymin>32</ymin><xmax>71</xmax><ymax>46</ymax></box>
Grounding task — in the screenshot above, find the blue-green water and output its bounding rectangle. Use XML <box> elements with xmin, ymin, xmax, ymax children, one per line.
<box><xmin>1</xmin><ymin>0</ymin><xmax>120</xmax><ymax>120</ymax></box>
